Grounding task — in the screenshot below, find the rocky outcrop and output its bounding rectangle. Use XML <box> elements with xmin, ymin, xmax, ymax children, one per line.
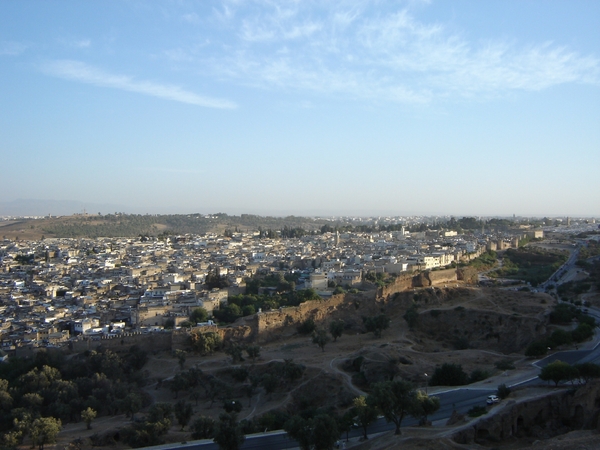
<box><xmin>451</xmin><ymin>382</ymin><xmax>600</xmax><ymax>446</ymax></box>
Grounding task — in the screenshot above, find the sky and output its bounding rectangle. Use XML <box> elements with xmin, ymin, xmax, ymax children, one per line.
<box><xmin>1</xmin><ymin>0</ymin><xmax>599</xmax><ymax>218</ymax></box>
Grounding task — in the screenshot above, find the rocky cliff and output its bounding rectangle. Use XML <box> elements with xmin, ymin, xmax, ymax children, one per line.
<box><xmin>451</xmin><ymin>382</ymin><xmax>600</xmax><ymax>446</ymax></box>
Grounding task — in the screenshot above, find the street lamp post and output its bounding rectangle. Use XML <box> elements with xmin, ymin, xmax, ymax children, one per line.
<box><xmin>424</xmin><ymin>373</ymin><xmax>428</xmax><ymax>395</ymax></box>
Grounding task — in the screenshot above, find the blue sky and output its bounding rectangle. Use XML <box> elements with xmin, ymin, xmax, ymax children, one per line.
<box><xmin>1</xmin><ymin>0</ymin><xmax>599</xmax><ymax>217</ymax></box>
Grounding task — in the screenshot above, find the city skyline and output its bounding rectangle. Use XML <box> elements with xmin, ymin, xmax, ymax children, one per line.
<box><xmin>1</xmin><ymin>1</ymin><xmax>599</xmax><ymax>217</ymax></box>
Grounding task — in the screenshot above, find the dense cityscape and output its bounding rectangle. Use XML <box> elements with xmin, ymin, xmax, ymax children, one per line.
<box><xmin>0</xmin><ymin>212</ymin><xmax>599</xmax><ymax>449</ymax></box>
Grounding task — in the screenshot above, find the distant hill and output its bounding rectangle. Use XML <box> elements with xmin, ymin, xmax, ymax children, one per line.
<box><xmin>0</xmin><ymin>199</ymin><xmax>130</xmax><ymax>217</ymax></box>
<box><xmin>0</xmin><ymin>212</ymin><xmax>344</xmax><ymax>239</ymax></box>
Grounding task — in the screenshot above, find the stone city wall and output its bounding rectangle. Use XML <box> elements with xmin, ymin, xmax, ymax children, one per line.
<box><xmin>254</xmin><ymin>294</ymin><xmax>348</xmax><ymax>343</ymax></box>
<box><xmin>377</xmin><ymin>269</ymin><xmax>458</xmax><ymax>300</ymax></box>
<box><xmin>70</xmin><ymin>331</ymin><xmax>172</xmax><ymax>354</ymax></box>
<box><xmin>67</xmin><ymin>268</ymin><xmax>461</xmax><ymax>353</ymax></box>
<box><xmin>426</xmin><ymin>268</ymin><xmax>459</xmax><ymax>285</ymax></box>
<box><xmin>171</xmin><ymin>323</ymin><xmax>255</xmax><ymax>351</ymax></box>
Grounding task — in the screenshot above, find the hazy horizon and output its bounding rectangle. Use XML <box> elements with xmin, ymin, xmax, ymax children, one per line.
<box><xmin>1</xmin><ymin>1</ymin><xmax>599</xmax><ymax>217</ymax></box>
<box><xmin>0</xmin><ymin>198</ymin><xmax>597</xmax><ymax>220</ymax></box>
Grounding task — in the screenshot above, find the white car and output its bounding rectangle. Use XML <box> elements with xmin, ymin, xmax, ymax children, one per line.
<box><xmin>486</xmin><ymin>395</ymin><xmax>500</xmax><ymax>405</ymax></box>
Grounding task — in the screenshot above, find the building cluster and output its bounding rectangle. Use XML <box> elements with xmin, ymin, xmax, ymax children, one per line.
<box><xmin>0</xmin><ymin>225</ymin><xmax>542</xmax><ymax>358</ymax></box>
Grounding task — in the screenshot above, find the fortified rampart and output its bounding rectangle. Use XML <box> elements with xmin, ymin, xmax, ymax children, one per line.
<box><xmin>70</xmin><ymin>331</ymin><xmax>172</xmax><ymax>354</ymax></box>
<box><xmin>67</xmin><ymin>268</ymin><xmax>464</xmax><ymax>353</ymax></box>
<box><xmin>377</xmin><ymin>269</ymin><xmax>458</xmax><ymax>300</ymax></box>
<box><xmin>171</xmin><ymin>322</ymin><xmax>255</xmax><ymax>351</ymax></box>
<box><xmin>254</xmin><ymin>294</ymin><xmax>348</xmax><ymax>343</ymax></box>
<box><xmin>426</xmin><ymin>268</ymin><xmax>459</xmax><ymax>285</ymax></box>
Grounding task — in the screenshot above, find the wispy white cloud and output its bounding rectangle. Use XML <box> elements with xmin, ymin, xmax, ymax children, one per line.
<box><xmin>75</xmin><ymin>39</ymin><xmax>91</xmax><ymax>48</ymax></box>
<box><xmin>198</xmin><ymin>1</ymin><xmax>599</xmax><ymax>104</ymax></box>
<box><xmin>182</xmin><ymin>12</ymin><xmax>201</xmax><ymax>24</ymax></box>
<box><xmin>57</xmin><ymin>36</ymin><xmax>92</xmax><ymax>49</ymax></box>
<box><xmin>41</xmin><ymin>60</ymin><xmax>237</xmax><ymax>109</ymax></box>
<box><xmin>0</xmin><ymin>41</ymin><xmax>28</xmax><ymax>56</ymax></box>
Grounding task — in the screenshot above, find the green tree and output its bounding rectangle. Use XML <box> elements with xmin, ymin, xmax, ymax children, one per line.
<box><xmin>297</xmin><ymin>318</ymin><xmax>316</xmax><ymax>335</ymax></box>
<box><xmin>403</xmin><ymin>305</ymin><xmax>419</xmax><ymax>330</ymax></box>
<box><xmin>190</xmin><ymin>331</ymin><xmax>222</xmax><ymax>355</ymax></box>
<box><xmin>147</xmin><ymin>403</ymin><xmax>173</xmax><ymax>422</ymax></box>
<box><xmin>572</xmin><ymin>323</ymin><xmax>594</xmax><ymax>343</ymax></box>
<box><xmin>261</xmin><ymin>373</ymin><xmax>278</xmax><ymax>398</ymax></box>
<box><xmin>174</xmin><ymin>400</ymin><xmax>194</xmax><ymax>431</ymax></box>
<box><xmin>213</xmin><ymin>412</ymin><xmax>245</xmax><ymax>450</ymax></box>
<box><xmin>573</xmin><ymin>362</ymin><xmax>600</xmax><ymax>384</ymax></box>
<box><xmin>224</xmin><ymin>344</ymin><xmax>245</xmax><ymax>364</ymax></box>
<box><xmin>429</xmin><ymin>363</ymin><xmax>469</xmax><ymax>386</ymax></box>
<box><xmin>369</xmin><ymin>380</ymin><xmax>416</xmax><ymax>435</ymax></box>
<box><xmin>123</xmin><ymin>393</ymin><xmax>142</xmax><ymax>420</ymax></box>
<box><xmin>81</xmin><ymin>407</ymin><xmax>97</xmax><ymax>430</ymax></box>
<box><xmin>338</xmin><ymin>410</ymin><xmax>355</xmax><ymax>443</ymax></box>
<box><xmin>283</xmin><ymin>359</ymin><xmax>304</xmax><ymax>384</ymax></box>
<box><xmin>245</xmin><ymin>345</ymin><xmax>260</xmax><ymax>362</ymax></box>
<box><xmin>497</xmin><ymin>384</ymin><xmax>511</xmax><ymax>399</ymax></box>
<box><xmin>539</xmin><ymin>360</ymin><xmax>578</xmax><ymax>386</ymax></box>
<box><xmin>174</xmin><ymin>349</ymin><xmax>187</xmax><ymax>370</ymax></box>
<box><xmin>21</xmin><ymin>392</ymin><xmax>43</xmax><ymax>414</ymax></box>
<box><xmin>283</xmin><ymin>413</ymin><xmax>339</xmax><ymax>450</ymax></box>
<box><xmin>352</xmin><ymin>396</ymin><xmax>378</xmax><ymax>440</ymax></box>
<box><xmin>413</xmin><ymin>390</ymin><xmax>440</xmax><ymax>425</ymax></box>
<box><xmin>191</xmin><ymin>416</ymin><xmax>215</xmax><ymax>439</ymax></box>
<box><xmin>230</xmin><ymin>366</ymin><xmax>249</xmax><ymax>383</ymax></box>
<box><xmin>170</xmin><ymin>373</ymin><xmax>189</xmax><ymax>399</ymax></box>
<box><xmin>363</xmin><ymin>314</ymin><xmax>390</xmax><ymax>338</ymax></box>
<box><xmin>121</xmin><ymin>418</ymin><xmax>171</xmax><ymax>448</ymax></box>
<box><xmin>1</xmin><ymin>430</ymin><xmax>23</xmax><ymax>448</ymax></box>
<box><xmin>0</xmin><ymin>387</ymin><xmax>12</xmax><ymax>412</ymax></box>
<box><xmin>329</xmin><ymin>319</ymin><xmax>344</xmax><ymax>342</ymax></box>
<box><xmin>525</xmin><ymin>341</ymin><xmax>549</xmax><ymax>358</ymax></box>
<box><xmin>190</xmin><ymin>307</ymin><xmax>209</xmax><ymax>324</ymax></box>
<box><xmin>205</xmin><ymin>378</ymin><xmax>232</xmax><ymax>409</ymax></box>
<box><xmin>284</xmin><ymin>415</ymin><xmax>312</xmax><ymax>450</ymax></box>
<box><xmin>548</xmin><ymin>329</ymin><xmax>573</xmax><ymax>347</ymax></box>
<box><xmin>312</xmin><ymin>329</ymin><xmax>331</xmax><ymax>352</ymax></box>
<box><xmin>29</xmin><ymin>417</ymin><xmax>61</xmax><ymax>450</ymax></box>
<box><xmin>311</xmin><ymin>414</ymin><xmax>339</xmax><ymax>450</ymax></box>
<box><xmin>205</xmin><ymin>270</ymin><xmax>229</xmax><ymax>290</ymax></box>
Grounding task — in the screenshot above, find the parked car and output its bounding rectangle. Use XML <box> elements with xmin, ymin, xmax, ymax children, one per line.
<box><xmin>487</xmin><ymin>395</ymin><xmax>500</xmax><ymax>405</ymax></box>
